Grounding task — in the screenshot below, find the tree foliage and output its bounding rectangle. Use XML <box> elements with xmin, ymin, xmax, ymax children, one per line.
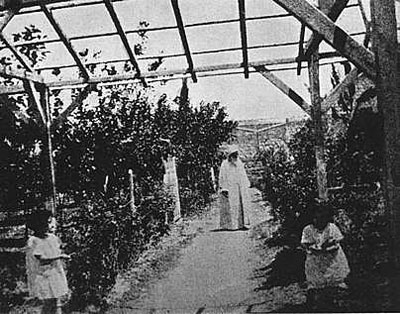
<box><xmin>0</xmin><ymin>23</ymin><xmax>236</xmax><ymax>310</ymax></box>
<box><xmin>256</xmin><ymin>65</ymin><xmax>390</xmax><ymax>308</ymax></box>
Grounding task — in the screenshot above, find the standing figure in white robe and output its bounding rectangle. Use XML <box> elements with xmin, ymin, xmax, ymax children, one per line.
<box><xmin>218</xmin><ymin>145</ymin><xmax>250</xmax><ymax>230</ymax></box>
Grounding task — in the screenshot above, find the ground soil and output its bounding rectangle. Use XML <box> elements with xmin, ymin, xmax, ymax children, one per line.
<box><xmin>9</xmin><ymin>189</ymin><xmax>307</xmax><ymax>314</ymax></box>
<box><xmin>107</xmin><ymin>188</ymin><xmax>307</xmax><ymax>314</ymax></box>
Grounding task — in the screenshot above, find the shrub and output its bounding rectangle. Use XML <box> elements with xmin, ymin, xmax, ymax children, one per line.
<box><xmin>0</xmin><ymin>252</ymin><xmax>26</xmax><ymax>312</ymax></box>
<box><xmin>59</xmin><ymin>183</ymin><xmax>173</xmax><ymax>309</ymax></box>
<box><xmin>256</xmin><ymin>66</ymin><xmax>389</xmax><ymax>297</ymax></box>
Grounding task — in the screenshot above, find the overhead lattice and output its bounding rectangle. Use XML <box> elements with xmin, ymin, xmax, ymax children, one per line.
<box><xmin>0</xmin><ymin>0</ymin><xmax>391</xmax><ymax>95</ymax></box>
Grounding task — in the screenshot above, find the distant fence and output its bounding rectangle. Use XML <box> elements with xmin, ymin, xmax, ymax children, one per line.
<box><xmin>0</xmin><ymin>209</ymin><xmax>26</xmax><ymax>253</ymax></box>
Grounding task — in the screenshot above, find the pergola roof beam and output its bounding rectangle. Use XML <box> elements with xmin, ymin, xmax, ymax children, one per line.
<box><xmin>0</xmin><ymin>56</ymin><xmax>349</xmax><ymax>95</ymax></box>
<box><xmin>0</xmin><ymin>12</ymin><xmax>372</xmax><ymax>50</ymax></box>
<box><xmin>0</xmin><ymin>64</ymin><xmax>44</xmax><ymax>82</ymax></box>
<box><xmin>255</xmin><ymin>65</ymin><xmax>311</xmax><ymax>115</ymax></box>
<box><xmin>0</xmin><ymin>0</ymin><xmax>94</xmax><ymax>9</ymax></box>
<box><xmin>40</xmin><ymin>4</ymin><xmax>90</xmax><ymax>81</ymax></box>
<box><xmin>103</xmin><ymin>0</ymin><xmax>146</xmax><ymax>87</ymax></box>
<box><xmin>304</xmin><ymin>0</ymin><xmax>350</xmax><ymax>58</ymax></box>
<box><xmin>238</xmin><ymin>0</ymin><xmax>249</xmax><ymax>78</ymax></box>
<box><xmin>171</xmin><ymin>0</ymin><xmax>197</xmax><ymax>83</ymax></box>
<box><xmin>271</xmin><ymin>0</ymin><xmax>376</xmax><ymax>78</ymax></box>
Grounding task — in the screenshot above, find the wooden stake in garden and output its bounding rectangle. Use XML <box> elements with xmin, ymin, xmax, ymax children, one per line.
<box><xmin>42</xmin><ymin>85</ymin><xmax>57</xmax><ymax>215</ymax></box>
<box><xmin>370</xmin><ymin>0</ymin><xmax>400</xmax><ymax>268</ymax></box>
<box><xmin>128</xmin><ymin>169</ymin><xmax>136</xmax><ymax>213</ymax></box>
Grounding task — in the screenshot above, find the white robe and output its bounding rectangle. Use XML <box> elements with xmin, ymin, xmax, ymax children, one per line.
<box><xmin>218</xmin><ymin>158</ymin><xmax>250</xmax><ymax>229</ymax></box>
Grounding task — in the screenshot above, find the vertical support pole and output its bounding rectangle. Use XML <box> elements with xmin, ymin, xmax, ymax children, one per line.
<box><xmin>128</xmin><ymin>169</ymin><xmax>136</xmax><ymax>213</ymax></box>
<box><xmin>41</xmin><ymin>86</ymin><xmax>57</xmax><ymax>215</ymax></box>
<box><xmin>284</xmin><ymin>118</ymin><xmax>290</xmax><ymax>143</ymax></box>
<box><xmin>210</xmin><ymin>167</ymin><xmax>216</xmax><ymax>192</ymax></box>
<box><xmin>371</xmin><ymin>0</ymin><xmax>400</xmax><ymax>268</ymax></box>
<box><xmin>307</xmin><ymin>0</ymin><xmax>330</xmax><ymax>201</ymax></box>
<box><xmin>171</xmin><ymin>156</ymin><xmax>181</xmax><ymax>222</ymax></box>
<box><xmin>309</xmin><ymin>51</ymin><xmax>328</xmax><ymax>201</ymax></box>
<box><xmin>256</xmin><ymin>131</ymin><xmax>260</xmax><ymax>153</ymax></box>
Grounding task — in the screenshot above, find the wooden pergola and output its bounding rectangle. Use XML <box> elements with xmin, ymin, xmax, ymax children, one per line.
<box><xmin>0</xmin><ymin>0</ymin><xmax>399</xmax><ymax>265</ymax></box>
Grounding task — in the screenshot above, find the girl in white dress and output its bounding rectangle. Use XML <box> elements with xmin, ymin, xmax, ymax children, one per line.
<box><xmin>26</xmin><ymin>210</ymin><xmax>70</xmax><ymax>314</ymax></box>
<box><xmin>301</xmin><ymin>204</ymin><xmax>350</xmax><ymax>309</ymax></box>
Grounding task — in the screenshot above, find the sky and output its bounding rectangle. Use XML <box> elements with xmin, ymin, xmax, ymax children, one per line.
<box><xmin>3</xmin><ymin>0</ymin><xmax>400</xmax><ymax>122</ymax></box>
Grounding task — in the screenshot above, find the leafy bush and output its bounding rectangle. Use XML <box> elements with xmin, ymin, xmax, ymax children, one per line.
<box><xmin>59</xmin><ymin>184</ymin><xmax>173</xmax><ymax>309</ymax></box>
<box><xmin>0</xmin><ymin>253</ymin><xmax>26</xmax><ymax>311</ymax></box>
<box><xmin>256</xmin><ymin>65</ymin><xmax>389</xmax><ymax>297</ymax></box>
<box><xmin>0</xmin><ymin>22</ymin><xmax>236</xmax><ymax>312</ymax></box>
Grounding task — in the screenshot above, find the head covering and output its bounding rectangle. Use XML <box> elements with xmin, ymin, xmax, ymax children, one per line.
<box><xmin>227</xmin><ymin>144</ymin><xmax>239</xmax><ymax>156</ymax></box>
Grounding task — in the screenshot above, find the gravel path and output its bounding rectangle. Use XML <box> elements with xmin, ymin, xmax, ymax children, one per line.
<box><xmin>110</xmin><ymin>189</ymin><xmax>304</xmax><ymax>313</ymax></box>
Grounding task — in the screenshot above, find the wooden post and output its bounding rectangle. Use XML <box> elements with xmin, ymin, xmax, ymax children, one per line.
<box><xmin>210</xmin><ymin>167</ymin><xmax>216</xmax><ymax>192</ymax></box>
<box><xmin>308</xmin><ymin>52</ymin><xmax>327</xmax><ymax>200</ymax></box>
<box><xmin>284</xmin><ymin>118</ymin><xmax>290</xmax><ymax>143</ymax></box>
<box><xmin>370</xmin><ymin>0</ymin><xmax>400</xmax><ymax>268</ymax></box>
<box><xmin>128</xmin><ymin>169</ymin><xmax>136</xmax><ymax>213</ymax></box>
<box><xmin>307</xmin><ymin>0</ymin><xmax>328</xmax><ymax>201</ymax></box>
<box><xmin>256</xmin><ymin>130</ymin><xmax>260</xmax><ymax>152</ymax></box>
<box><xmin>41</xmin><ymin>85</ymin><xmax>57</xmax><ymax>214</ymax></box>
<box><xmin>171</xmin><ymin>156</ymin><xmax>181</xmax><ymax>222</ymax></box>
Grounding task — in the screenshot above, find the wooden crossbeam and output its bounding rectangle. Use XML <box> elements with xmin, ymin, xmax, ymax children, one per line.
<box><xmin>171</xmin><ymin>0</ymin><xmax>197</xmax><ymax>83</ymax></box>
<box><xmin>0</xmin><ymin>63</ymin><xmax>44</xmax><ymax>83</ymax></box>
<box><xmin>304</xmin><ymin>0</ymin><xmax>350</xmax><ymax>57</ymax></box>
<box><xmin>271</xmin><ymin>0</ymin><xmax>376</xmax><ymax>78</ymax></box>
<box><xmin>238</xmin><ymin>0</ymin><xmax>249</xmax><ymax>78</ymax></box>
<box><xmin>103</xmin><ymin>0</ymin><xmax>147</xmax><ymax>87</ymax></box>
<box><xmin>0</xmin><ymin>22</ymin><xmax>374</xmax><ymax>57</ymax></box>
<box><xmin>40</xmin><ymin>4</ymin><xmax>90</xmax><ymax>81</ymax></box>
<box><xmin>52</xmin><ymin>83</ymin><xmax>96</xmax><ymax>127</ymax></box>
<box><xmin>0</xmin><ymin>53</ymin><xmax>345</xmax><ymax>94</ymax></box>
<box><xmin>35</xmin><ymin>41</ymin><xmax>348</xmax><ymax>72</ymax></box>
<box><xmin>255</xmin><ymin>65</ymin><xmax>311</xmax><ymax>115</ymax></box>
<box><xmin>0</xmin><ymin>0</ymin><xmax>89</xmax><ymax>9</ymax></box>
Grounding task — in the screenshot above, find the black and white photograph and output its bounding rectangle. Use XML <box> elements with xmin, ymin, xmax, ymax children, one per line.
<box><xmin>0</xmin><ymin>0</ymin><xmax>399</xmax><ymax>313</ymax></box>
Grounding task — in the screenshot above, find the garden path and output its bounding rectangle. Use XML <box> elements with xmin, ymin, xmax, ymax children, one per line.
<box><xmin>111</xmin><ymin>189</ymin><xmax>306</xmax><ymax>313</ymax></box>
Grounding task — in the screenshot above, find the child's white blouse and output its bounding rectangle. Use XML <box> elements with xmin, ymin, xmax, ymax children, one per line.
<box><xmin>26</xmin><ymin>233</ymin><xmax>69</xmax><ymax>300</ymax></box>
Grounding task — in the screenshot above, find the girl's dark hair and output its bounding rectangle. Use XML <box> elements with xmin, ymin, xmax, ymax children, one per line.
<box><xmin>310</xmin><ymin>201</ymin><xmax>333</xmax><ymax>218</ymax></box>
<box><xmin>26</xmin><ymin>209</ymin><xmax>52</xmax><ymax>233</ymax></box>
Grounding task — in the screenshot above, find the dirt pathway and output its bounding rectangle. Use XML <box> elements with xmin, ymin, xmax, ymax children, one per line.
<box><xmin>110</xmin><ymin>189</ymin><xmax>293</xmax><ymax>313</ymax></box>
